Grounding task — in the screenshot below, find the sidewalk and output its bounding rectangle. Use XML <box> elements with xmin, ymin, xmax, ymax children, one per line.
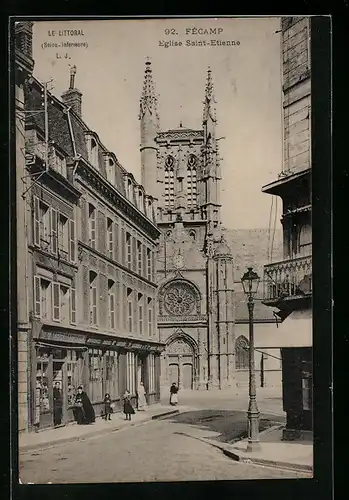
<box><xmin>178</xmin><ymin>424</ymin><xmax>313</xmax><ymax>473</ymax></box>
<box><xmin>19</xmin><ymin>404</ymin><xmax>179</xmax><ymax>453</ymax></box>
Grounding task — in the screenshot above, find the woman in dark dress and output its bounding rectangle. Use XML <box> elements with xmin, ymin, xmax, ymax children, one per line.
<box><xmin>73</xmin><ymin>386</ymin><xmax>95</xmax><ymax>425</ymax></box>
<box><xmin>170</xmin><ymin>382</ymin><xmax>179</xmax><ymax>406</ymax></box>
<box><xmin>103</xmin><ymin>393</ymin><xmax>113</xmax><ymax>421</ymax></box>
<box><xmin>122</xmin><ymin>389</ymin><xmax>135</xmax><ymax>421</ymax></box>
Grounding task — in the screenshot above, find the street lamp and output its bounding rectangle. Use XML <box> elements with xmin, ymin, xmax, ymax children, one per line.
<box><xmin>241</xmin><ymin>267</ymin><xmax>261</xmax><ymax>452</ymax></box>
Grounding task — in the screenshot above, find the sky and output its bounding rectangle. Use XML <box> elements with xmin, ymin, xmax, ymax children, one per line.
<box><xmin>32</xmin><ymin>17</ymin><xmax>283</xmax><ymax>230</ymax></box>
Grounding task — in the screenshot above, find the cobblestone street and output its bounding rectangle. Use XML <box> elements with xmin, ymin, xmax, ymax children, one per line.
<box><xmin>19</xmin><ymin>414</ymin><xmax>310</xmax><ymax>484</ymax></box>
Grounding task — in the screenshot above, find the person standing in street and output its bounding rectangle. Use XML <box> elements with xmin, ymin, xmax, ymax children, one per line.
<box><xmin>123</xmin><ymin>389</ymin><xmax>135</xmax><ymax>421</ymax></box>
<box><xmin>53</xmin><ymin>381</ymin><xmax>63</xmax><ymax>427</ymax></box>
<box><xmin>73</xmin><ymin>386</ymin><xmax>95</xmax><ymax>425</ymax></box>
<box><xmin>137</xmin><ymin>382</ymin><xmax>147</xmax><ymax>411</ymax></box>
<box><xmin>103</xmin><ymin>393</ymin><xmax>113</xmax><ymax>420</ymax></box>
<box><xmin>170</xmin><ymin>382</ymin><xmax>179</xmax><ymax>406</ymax></box>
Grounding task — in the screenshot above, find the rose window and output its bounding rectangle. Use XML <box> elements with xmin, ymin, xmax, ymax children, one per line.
<box><xmin>164</xmin><ymin>284</ymin><xmax>196</xmax><ymax>316</ymax></box>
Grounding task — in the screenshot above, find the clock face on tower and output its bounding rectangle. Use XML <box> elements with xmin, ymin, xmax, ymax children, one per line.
<box><xmin>173</xmin><ymin>253</ymin><xmax>184</xmax><ymax>270</ymax></box>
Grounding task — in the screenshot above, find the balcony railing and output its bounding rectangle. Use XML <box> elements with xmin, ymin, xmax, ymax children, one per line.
<box><xmin>263</xmin><ymin>255</ymin><xmax>312</xmax><ymax>302</ymax></box>
<box><xmin>26</xmin><ymin>140</ymin><xmax>67</xmax><ymax>178</ymax></box>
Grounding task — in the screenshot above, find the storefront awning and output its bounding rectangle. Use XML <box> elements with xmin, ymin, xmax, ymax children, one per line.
<box><xmin>253</xmin><ymin>309</ymin><xmax>312</xmax><ymax>348</ymax></box>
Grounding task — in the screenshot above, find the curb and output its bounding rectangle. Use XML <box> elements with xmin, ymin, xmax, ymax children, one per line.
<box><xmin>19</xmin><ymin>409</ymin><xmax>177</xmax><ymax>453</ymax></box>
<box><xmin>176</xmin><ymin>427</ymin><xmax>313</xmax><ymax>474</ymax></box>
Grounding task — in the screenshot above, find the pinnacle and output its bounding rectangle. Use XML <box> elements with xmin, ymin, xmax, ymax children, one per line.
<box><xmin>139</xmin><ymin>58</ymin><xmax>160</xmax><ymax>127</ymax></box>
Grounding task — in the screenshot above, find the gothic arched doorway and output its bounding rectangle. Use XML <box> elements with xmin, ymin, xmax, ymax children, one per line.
<box><xmin>166</xmin><ymin>335</ymin><xmax>197</xmax><ymax>390</ymax></box>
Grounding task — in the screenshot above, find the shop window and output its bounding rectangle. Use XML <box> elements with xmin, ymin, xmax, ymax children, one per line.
<box><xmin>126</xmin><ymin>351</ymin><xmax>136</xmax><ymax>394</ymax></box>
<box><xmin>235</xmin><ymin>335</ymin><xmax>249</xmax><ymax>370</ymax></box>
<box><xmin>148</xmin><ymin>353</ymin><xmax>155</xmax><ymax>393</ymax></box>
<box><xmin>67</xmin><ymin>350</ymin><xmax>84</xmax><ymax>406</ymax></box>
<box><xmin>88</xmin><ymin>348</ymin><xmax>103</xmax><ymax>402</ymax></box>
<box><xmin>108</xmin><ymin>279</ymin><xmax>115</xmax><ymax>330</ymax></box>
<box><xmin>89</xmin><ymin>271</ymin><xmax>98</xmax><ymax>325</ymax></box>
<box><xmin>105</xmin><ymin>350</ymin><xmax>119</xmax><ymax>399</ymax></box>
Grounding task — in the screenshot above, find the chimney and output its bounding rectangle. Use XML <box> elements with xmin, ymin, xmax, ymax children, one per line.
<box><xmin>61</xmin><ymin>65</ymin><xmax>82</xmax><ymax>117</ymax></box>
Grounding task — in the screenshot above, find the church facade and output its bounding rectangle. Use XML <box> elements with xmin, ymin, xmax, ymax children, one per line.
<box><xmin>139</xmin><ymin>61</ymin><xmax>235</xmax><ymax>391</ymax></box>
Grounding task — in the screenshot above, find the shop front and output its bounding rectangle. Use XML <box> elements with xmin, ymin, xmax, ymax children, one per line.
<box><xmin>30</xmin><ymin>324</ymin><xmax>164</xmax><ymax>431</ymax></box>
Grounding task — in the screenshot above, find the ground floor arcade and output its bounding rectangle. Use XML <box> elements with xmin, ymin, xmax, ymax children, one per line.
<box><xmin>20</xmin><ymin>323</ymin><xmax>164</xmax><ymax>432</ymax></box>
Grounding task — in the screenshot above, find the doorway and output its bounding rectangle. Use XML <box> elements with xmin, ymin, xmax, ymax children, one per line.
<box><xmin>182</xmin><ymin>363</ymin><xmax>193</xmax><ymax>389</ymax></box>
<box><xmin>168</xmin><ymin>363</ymin><xmax>179</xmax><ymax>387</ymax></box>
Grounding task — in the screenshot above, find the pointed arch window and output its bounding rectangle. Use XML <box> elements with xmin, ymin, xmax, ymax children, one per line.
<box><xmin>164</xmin><ymin>156</ymin><xmax>175</xmax><ymax>209</ymax></box>
<box><xmin>187</xmin><ymin>155</ymin><xmax>197</xmax><ymax>209</ymax></box>
<box><xmin>235</xmin><ymin>335</ymin><xmax>249</xmax><ymax>370</ymax></box>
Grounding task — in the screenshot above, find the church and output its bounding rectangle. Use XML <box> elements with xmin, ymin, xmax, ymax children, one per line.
<box><xmin>139</xmin><ymin>60</ymin><xmax>235</xmax><ymax>391</ymax></box>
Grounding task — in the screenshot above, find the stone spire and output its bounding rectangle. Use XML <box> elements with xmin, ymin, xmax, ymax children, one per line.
<box><xmin>139</xmin><ymin>58</ymin><xmax>160</xmax><ymax>128</ymax></box>
<box><xmin>203</xmin><ymin>66</ymin><xmax>217</xmax><ymax>125</ymax></box>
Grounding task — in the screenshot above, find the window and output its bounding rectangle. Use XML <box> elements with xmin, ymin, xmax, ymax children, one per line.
<box><xmin>49</xmin><ymin>147</ymin><xmax>67</xmax><ymax>177</ymax></box>
<box><xmin>105</xmin><ymin>350</ymin><xmax>119</xmax><ymax>398</ymax></box>
<box><xmin>187</xmin><ymin>161</ymin><xmax>197</xmax><ymax>209</ymax></box>
<box><xmin>88</xmin><ymin>204</ymin><xmax>97</xmax><ymax>249</ymax></box>
<box><xmin>108</xmin><ymin>279</ymin><xmax>115</xmax><ymax>330</ymax></box>
<box><xmin>40</xmin><ymin>278</ymin><xmax>51</xmax><ymax>320</ymax></box>
<box><xmin>138</xmin><ymin>190</ymin><xmax>144</xmax><ymax>212</ymax></box>
<box><xmin>115</xmin><ymin>281</ymin><xmax>120</xmax><ymax>330</ymax></box>
<box><xmin>137</xmin><ymin>241</ymin><xmax>142</xmax><ymax>275</ymax></box>
<box><xmin>164</xmin><ymin>156</ymin><xmax>175</xmax><ymax>208</ymax></box>
<box><xmin>127</xmin><ymin>288</ymin><xmax>133</xmax><ymax>333</ymax></box>
<box><xmin>138</xmin><ymin>293</ymin><xmax>143</xmax><ymax>335</ymax></box>
<box><xmin>58</xmin><ymin>213</ymin><xmax>69</xmax><ymax>260</ymax></box>
<box><xmin>147</xmin><ymin>248</ymin><xmax>151</xmax><ymax>281</ymax></box>
<box><xmin>70</xmin><ymin>287</ymin><xmax>76</xmax><ymax>324</ymax></box>
<box><xmin>88</xmin><ymin>348</ymin><xmax>103</xmax><ymax>402</ymax></box>
<box><xmin>148</xmin><ymin>298</ymin><xmax>153</xmax><ymax>337</ymax></box>
<box><xmin>69</xmin><ymin>219</ymin><xmax>76</xmax><ymax>263</ymax></box>
<box><xmin>89</xmin><ymin>271</ymin><xmax>98</xmax><ymax>325</ymax></box>
<box><xmin>148</xmin><ymin>354</ymin><xmax>155</xmax><ymax>392</ymax></box>
<box><xmin>126</xmin><ymin>232</ymin><xmax>132</xmax><ymax>269</ymax></box>
<box><xmin>126</xmin><ymin>351</ymin><xmax>136</xmax><ymax>394</ymax></box>
<box><xmin>34</xmin><ymin>199</ymin><xmax>51</xmax><ymax>250</ymax></box>
<box><xmin>52</xmin><ymin>282</ymin><xmax>60</xmax><ymax>321</ymax></box>
<box><xmin>106</xmin><ymin>218</ymin><xmax>113</xmax><ymax>259</ymax></box>
<box><xmin>298</xmin><ymin>224</ymin><xmax>312</xmax><ymax>257</ymax></box>
<box><xmin>60</xmin><ymin>285</ymin><xmax>69</xmax><ymax>323</ymax></box>
<box><xmin>235</xmin><ymin>336</ymin><xmax>249</xmax><ymax>370</ymax></box>
<box><xmin>90</xmin><ymin>138</ymin><xmax>98</xmax><ymax>168</ymax></box>
<box><xmin>34</xmin><ymin>275</ymin><xmax>75</xmax><ymax>324</ymax></box>
<box><xmin>106</xmin><ymin>158</ymin><xmax>115</xmax><ymax>185</ymax></box>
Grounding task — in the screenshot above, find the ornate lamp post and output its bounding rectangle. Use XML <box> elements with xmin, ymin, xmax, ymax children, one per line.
<box><xmin>241</xmin><ymin>267</ymin><xmax>261</xmax><ymax>452</ymax></box>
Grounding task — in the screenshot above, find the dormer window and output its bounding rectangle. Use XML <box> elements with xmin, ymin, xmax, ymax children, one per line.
<box><xmin>89</xmin><ymin>137</ymin><xmax>98</xmax><ymax>169</ymax></box>
<box><xmin>106</xmin><ymin>157</ymin><xmax>115</xmax><ymax>185</ymax></box>
<box><xmin>138</xmin><ymin>190</ymin><xmax>144</xmax><ymax>212</ymax></box>
<box><xmin>127</xmin><ymin>179</ymin><xmax>133</xmax><ymax>201</ymax></box>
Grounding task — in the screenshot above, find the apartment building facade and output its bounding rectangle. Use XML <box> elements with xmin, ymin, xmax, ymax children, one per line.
<box><xmin>16</xmin><ymin>25</ymin><xmax>163</xmax><ymax>433</ymax></box>
<box><xmin>262</xmin><ymin>17</ymin><xmax>312</xmax><ymax>439</ymax></box>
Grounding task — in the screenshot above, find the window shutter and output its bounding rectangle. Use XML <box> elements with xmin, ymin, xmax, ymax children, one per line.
<box><xmin>51</xmin><ymin>208</ymin><xmax>58</xmax><ymax>254</ymax></box>
<box><xmin>52</xmin><ymin>282</ymin><xmax>60</xmax><ymax>321</ymax></box>
<box><xmin>34</xmin><ymin>276</ymin><xmax>41</xmax><ymax>317</ymax></box>
<box><xmin>33</xmin><ymin>196</ymin><xmax>40</xmax><ymax>247</ymax></box>
<box><xmin>132</xmin><ymin>237</ymin><xmax>137</xmax><ymax>271</ymax></box>
<box><xmin>69</xmin><ymin>219</ymin><xmax>76</xmax><ymax>262</ymax></box>
<box><xmin>70</xmin><ymin>287</ymin><xmax>76</xmax><ymax>324</ymax></box>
